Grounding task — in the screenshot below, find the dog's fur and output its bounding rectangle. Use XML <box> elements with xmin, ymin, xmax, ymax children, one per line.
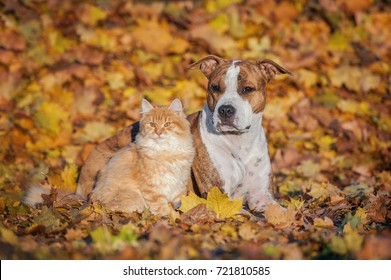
<box><xmin>76</xmin><ymin>55</ymin><xmax>291</xmax><ymax>211</ymax></box>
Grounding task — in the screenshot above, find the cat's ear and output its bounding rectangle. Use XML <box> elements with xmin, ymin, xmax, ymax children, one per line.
<box><xmin>168</xmin><ymin>99</ymin><xmax>185</xmax><ymax>116</ymax></box>
<box><xmin>141</xmin><ymin>99</ymin><xmax>154</xmax><ymax>114</ymax></box>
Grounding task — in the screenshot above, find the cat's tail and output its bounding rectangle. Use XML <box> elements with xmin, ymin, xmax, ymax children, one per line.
<box><xmin>23</xmin><ymin>185</ymin><xmax>85</xmax><ymax>207</ymax></box>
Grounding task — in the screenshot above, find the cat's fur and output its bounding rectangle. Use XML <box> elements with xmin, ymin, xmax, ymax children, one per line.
<box><xmin>91</xmin><ymin>99</ymin><xmax>195</xmax><ymax>215</ymax></box>
<box><xmin>24</xmin><ymin>99</ymin><xmax>195</xmax><ymax>216</ymax></box>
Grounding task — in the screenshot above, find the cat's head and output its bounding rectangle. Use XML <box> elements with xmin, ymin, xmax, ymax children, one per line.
<box><xmin>139</xmin><ymin>99</ymin><xmax>190</xmax><ymax>140</ymax></box>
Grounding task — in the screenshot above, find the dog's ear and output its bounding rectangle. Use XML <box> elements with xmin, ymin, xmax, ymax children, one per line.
<box><xmin>256</xmin><ymin>59</ymin><xmax>293</xmax><ymax>83</ymax></box>
<box><xmin>186</xmin><ymin>55</ymin><xmax>224</xmax><ymax>78</ymax></box>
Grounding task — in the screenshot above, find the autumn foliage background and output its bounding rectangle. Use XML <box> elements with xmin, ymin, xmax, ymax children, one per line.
<box><xmin>0</xmin><ymin>0</ymin><xmax>390</xmax><ymax>260</ymax></box>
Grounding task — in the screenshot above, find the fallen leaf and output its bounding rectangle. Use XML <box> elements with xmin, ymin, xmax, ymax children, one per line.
<box><xmin>313</xmin><ymin>217</ymin><xmax>334</xmax><ymax>229</ymax></box>
<box><xmin>60</xmin><ymin>164</ymin><xmax>78</xmax><ymax>192</ymax></box>
<box><xmin>180</xmin><ymin>203</ymin><xmax>217</xmax><ymax>223</ymax></box>
<box><xmin>178</xmin><ymin>191</ymin><xmax>207</xmax><ymax>213</ymax></box>
<box><xmin>132</xmin><ymin>19</ymin><xmax>173</xmax><ymax>55</ymax></box>
<box><xmin>264</xmin><ymin>204</ymin><xmax>296</xmax><ymax>229</ymax></box>
<box><xmin>81</xmin><ymin>122</ymin><xmax>116</xmax><ymax>142</ymax></box>
<box><xmin>0</xmin><ymin>225</ymin><xmax>18</xmax><ymax>245</ymax></box>
<box><xmin>190</xmin><ymin>25</ymin><xmax>237</xmax><ymax>54</ymax></box>
<box><xmin>205</xmin><ymin>187</ymin><xmax>243</xmax><ymax>219</ymax></box>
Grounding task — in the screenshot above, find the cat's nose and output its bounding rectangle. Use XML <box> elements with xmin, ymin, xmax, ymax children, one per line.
<box><xmin>155</xmin><ymin>128</ymin><xmax>162</xmax><ymax>136</ymax></box>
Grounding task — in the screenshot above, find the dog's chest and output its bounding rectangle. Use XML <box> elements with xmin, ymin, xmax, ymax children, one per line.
<box><xmin>199</xmin><ymin>112</ymin><xmax>270</xmax><ymax>197</ymax></box>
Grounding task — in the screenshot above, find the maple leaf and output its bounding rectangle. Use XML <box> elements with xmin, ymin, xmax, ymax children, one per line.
<box><xmin>264</xmin><ymin>204</ymin><xmax>296</xmax><ymax>229</ymax></box>
<box><xmin>34</xmin><ymin>101</ymin><xmax>70</xmax><ymax>135</ymax></box>
<box><xmin>46</xmin><ymin>164</ymin><xmax>78</xmax><ymax>192</ymax></box>
<box><xmin>60</xmin><ymin>164</ymin><xmax>78</xmax><ymax>192</ymax></box>
<box><xmin>179</xmin><ymin>187</ymin><xmax>242</xmax><ymax>219</ymax></box>
<box><xmin>313</xmin><ymin>217</ymin><xmax>334</xmax><ymax>229</ymax></box>
<box><xmin>178</xmin><ymin>191</ymin><xmax>207</xmax><ymax>213</ymax></box>
<box><xmin>205</xmin><ymin>187</ymin><xmax>243</xmax><ymax>219</ymax></box>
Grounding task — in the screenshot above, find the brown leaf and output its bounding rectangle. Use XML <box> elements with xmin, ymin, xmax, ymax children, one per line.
<box><xmin>366</xmin><ymin>192</ymin><xmax>390</xmax><ymax>223</ymax></box>
<box><xmin>181</xmin><ymin>203</ymin><xmax>217</xmax><ymax>224</ymax></box>
<box><xmin>264</xmin><ymin>205</ymin><xmax>297</xmax><ymax>229</ymax></box>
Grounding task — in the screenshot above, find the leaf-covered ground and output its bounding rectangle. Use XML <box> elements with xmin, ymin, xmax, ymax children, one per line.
<box><xmin>0</xmin><ymin>0</ymin><xmax>390</xmax><ymax>260</ymax></box>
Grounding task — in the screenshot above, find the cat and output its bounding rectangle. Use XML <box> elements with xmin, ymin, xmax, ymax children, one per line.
<box><xmin>24</xmin><ymin>99</ymin><xmax>195</xmax><ymax>216</ymax></box>
<box><xmin>90</xmin><ymin>98</ymin><xmax>195</xmax><ymax>215</ymax></box>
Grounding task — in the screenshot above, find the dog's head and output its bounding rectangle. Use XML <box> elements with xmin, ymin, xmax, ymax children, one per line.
<box><xmin>187</xmin><ymin>55</ymin><xmax>292</xmax><ymax>134</ymax></box>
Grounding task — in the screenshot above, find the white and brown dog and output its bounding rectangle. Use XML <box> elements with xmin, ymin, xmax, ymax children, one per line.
<box><xmin>76</xmin><ymin>55</ymin><xmax>292</xmax><ymax>212</ymax></box>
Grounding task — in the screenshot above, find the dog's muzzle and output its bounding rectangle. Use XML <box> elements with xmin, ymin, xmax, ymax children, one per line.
<box><xmin>216</xmin><ymin>104</ymin><xmax>249</xmax><ymax>133</ymax></box>
<box><xmin>218</xmin><ymin>104</ymin><xmax>236</xmax><ymax>122</ymax></box>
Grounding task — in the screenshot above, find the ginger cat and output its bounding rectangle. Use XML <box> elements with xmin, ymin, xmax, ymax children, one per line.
<box><xmin>91</xmin><ymin>99</ymin><xmax>195</xmax><ymax>215</ymax></box>
<box><xmin>24</xmin><ymin>99</ymin><xmax>195</xmax><ymax>216</ymax></box>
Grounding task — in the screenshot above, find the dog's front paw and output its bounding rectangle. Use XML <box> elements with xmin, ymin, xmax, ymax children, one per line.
<box><xmin>249</xmin><ymin>197</ymin><xmax>285</xmax><ymax>213</ymax></box>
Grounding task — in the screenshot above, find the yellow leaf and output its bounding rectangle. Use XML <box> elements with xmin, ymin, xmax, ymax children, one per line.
<box><xmin>205</xmin><ymin>187</ymin><xmax>242</xmax><ymax>218</ymax></box>
<box><xmin>209</xmin><ymin>14</ymin><xmax>229</xmax><ymax>34</ymax></box>
<box><xmin>343</xmin><ymin>223</ymin><xmax>364</xmax><ymax>254</ymax></box>
<box><xmin>34</xmin><ymin>101</ymin><xmax>70</xmax><ymax>135</ymax></box>
<box><xmin>221</xmin><ymin>224</ymin><xmax>237</xmax><ymax>238</ymax></box>
<box><xmin>81</xmin><ymin>121</ymin><xmax>115</xmax><ymax>142</ymax></box>
<box><xmin>178</xmin><ymin>191</ymin><xmax>207</xmax><ymax>213</ymax></box>
<box><xmin>0</xmin><ymin>225</ymin><xmax>18</xmax><ymax>245</ymax></box>
<box><xmin>317</xmin><ymin>135</ymin><xmax>336</xmax><ymax>150</ymax></box>
<box><xmin>307</xmin><ymin>182</ymin><xmax>341</xmax><ymax>199</ymax></box>
<box><xmin>144</xmin><ymin>87</ymin><xmax>173</xmax><ymax>104</ymax></box>
<box><xmin>314</xmin><ymin>217</ymin><xmax>334</xmax><ymax>229</ymax></box>
<box><xmin>190</xmin><ymin>25</ymin><xmax>237</xmax><ymax>54</ymax></box>
<box><xmin>48</xmin><ymin>30</ymin><xmax>75</xmax><ymax>54</ymax></box>
<box><xmin>80</xmin><ymin>4</ymin><xmax>107</xmax><ymax>26</ymax></box>
<box><xmin>106</xmin><ymin>72</ymin><xmax>125</xmax><ymax>90</ymax></box>
<box><xmin>132</xmin><ymin>19</ymin><xmax>173</xmax><ymax>55</ymax></box>
<box><xmin>289</xmin><ymin>197</ymin><xmax>304</xmax><ymax>210</ymax></box>
<box><xmin>60</xmin><ymin>164</ymin><xmax>78</xmax><ymax>192</ymax></box>
<box><xmin>179</xmin><ymin>187</ymin><xmax>242</xmax><ymax>218</ymax></box>
<box><xmin>296</xmin><ymin>160</ymin><xmax>321</xmax><ymax>178</ymax></box>
<box><xmin>328</xmin><ymin>32</ymin><xmax>351</xmax><ymax>51</ymax></box>
<box><xmin>297</xmin><ymin>69</ymin><xmax>318</xmax><ymax>88</ymax></box>
<box><xmin>337</xmin><ymin>100</ymin><xmax>371</xmax><ymax>116</ymax></box>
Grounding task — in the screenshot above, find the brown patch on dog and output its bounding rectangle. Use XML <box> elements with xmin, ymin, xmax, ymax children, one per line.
<box><xmin>187</xmin><ymin>111</ymin><xmax>224</xmax><ymax>196</ymax></box>
<box><xmin>236</xmin><ymin>61</ymin><xmax>268</xmax><ymax>113</ymax></box>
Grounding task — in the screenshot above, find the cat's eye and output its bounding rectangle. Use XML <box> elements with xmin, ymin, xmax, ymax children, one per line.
<box><xmin>163</xmin><ymin>122</ymin><xmax>171</xmax><ymax>127</ymax></box>
<box><xmin>149</xmin><ymin>122</ymin><xmax>156</xmax><ymax>127</ymax></box>
<box><xmin>242</xmin><ymin>86</ymin><xmax>255</xmax><ymax>94</ymax></box>
<box><xmin>210</xmin><ymin>84</ymin><xmax>221</xmax><ymax>93</ymax></box>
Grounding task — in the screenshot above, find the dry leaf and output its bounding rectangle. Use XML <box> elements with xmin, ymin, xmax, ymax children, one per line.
<box><xmin>205</xmin><ymin>187</ymin><xmax>243</xmax><ymax>219</ymax></box>
<box><xmin>313</xmin><ymin>217</ymin><xmax>334</xmax><ymax>229</ymax></box>
<box><xmin>264</xmin><ymin>204</ymin><xmax>296</xmax><ymax>229</ymax></box>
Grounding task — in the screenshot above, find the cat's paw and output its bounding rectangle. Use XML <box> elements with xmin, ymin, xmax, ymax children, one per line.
<box><xmin>172</xmin><ymin>199</ymin><xmax>182</xmax><ymax>210</ymax></box>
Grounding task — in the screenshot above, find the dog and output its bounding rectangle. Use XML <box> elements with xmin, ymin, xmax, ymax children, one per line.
<box><xmin>76</xmin><ymin>55</ymin><xmax>292</xmax><ymax>212</ymax></box>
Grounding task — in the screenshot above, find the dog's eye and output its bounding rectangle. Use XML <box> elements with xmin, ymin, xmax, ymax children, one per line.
<box><xmin>150</xmin><ymin>122</ymin><xmax>156</xmax><ymax>127</ymax></box>
<box><xmin>210</xmin><ymin>84</ymin><xmax>221</xmax><ymax>93</ymax></box>
<box><xmin>242</xmin><ymin>86</ymin><xmax>255</xmax><ymax>94</ymax></box>
<box><xmin>163</xmin><ymin>122</ymin><xmax>171</xmax><ymax>127</ymax></box>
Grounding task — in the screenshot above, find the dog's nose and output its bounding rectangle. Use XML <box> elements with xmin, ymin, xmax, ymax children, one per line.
<box><xmin>218</xmin><ymin>105</ymin><xmax>236</xmax><ymax>119</ymax></box>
